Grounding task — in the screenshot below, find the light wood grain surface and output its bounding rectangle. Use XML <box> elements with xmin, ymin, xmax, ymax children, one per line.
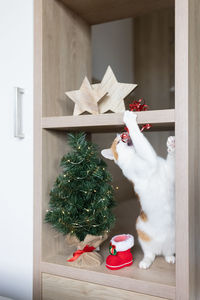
<box><xmin>188</xmin><ymin>0</ymin><xmax>200</xmax><ymax>299</ymax></box>
<box><xmin>42</xmin><ymin>109</ymin><xmax>175</xmax><ymax>132</ymax></box>
<box><xmin>60</xmin><ymin>0</ymin><xmax>174</xmax><ymax>25</ymax></box>
<box><xmin>42</xmin><ymin>130</ymin><xmax>70</xmax><ymax>259</ymax></box>
<box><xmin>175</xmin><ymin>0</ymin><xmax>200</xmax><ymax>299</ymax></box>
<box><xmin>42</xmin><ymin>273</ymin><xmax>167</xmax><ymax>300</ymax></box>
<box><xmin>134</xmin><ymin>9</ymin><xmax>174</xmax><ymax>111</ymax></box>
<box><xmin>42</xmin><ymin>0</ymin><xmax>91</xmax><ymax>117</ymax></box>
<box><xmin>175</xmin><ymin>1</ymin><xmax>189</xmax><ymax>298</ymax></box>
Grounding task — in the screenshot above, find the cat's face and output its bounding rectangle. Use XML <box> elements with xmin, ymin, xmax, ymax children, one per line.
<box><xmin>101</xmin><ymin>134</ymin><xmax>130</xmax><ymax>164</ymax></box>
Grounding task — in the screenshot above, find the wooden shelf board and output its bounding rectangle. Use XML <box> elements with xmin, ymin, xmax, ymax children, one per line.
<box><xmin>41</xmin><ymin>245</ymin><xmax>175</xmax><ymax>300</ymax></box>
<box><xmin>42</xmin><ymin>109</ymin><xmax>175</xmax><ymax>132</ymax></box>
<box><xmin>60</xmin><ymin>0</ymin><xmax>174</xmax><ymax>25</ymax></box>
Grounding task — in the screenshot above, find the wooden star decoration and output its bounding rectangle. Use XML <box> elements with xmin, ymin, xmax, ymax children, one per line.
<box><xmin>65</xmin><ymin>77</ymin><xmax>107</xmax><ymax>115</ymax></box>
<box><xmin>93</xmin><ymin>66</ymin><xmax>138</xmax><ymax>113</ymax></box>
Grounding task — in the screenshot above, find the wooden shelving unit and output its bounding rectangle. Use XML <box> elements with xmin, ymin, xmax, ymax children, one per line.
<box><xmin>34</xmin><ymin>0</ymin><xmax>200</xmax><ymax>299</ymax></box>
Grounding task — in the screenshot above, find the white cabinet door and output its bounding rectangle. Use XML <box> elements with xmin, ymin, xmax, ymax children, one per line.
<box><xmin>0</xmin><ymin>1</ymin><xmax>33</xmax><ymax>299</ymax></box>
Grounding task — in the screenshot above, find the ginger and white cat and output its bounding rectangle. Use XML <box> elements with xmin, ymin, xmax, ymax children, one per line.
<box><xmin>101</xmin><ymin>111</ymin><xmax>175</xmax><ymax>269</ymax></box>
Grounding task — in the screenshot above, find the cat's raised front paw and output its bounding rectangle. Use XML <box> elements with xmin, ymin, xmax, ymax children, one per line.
<box><xmin>123</xmin><ymin>110</ymin><xmax>137</xmax><ymax>125</ymax></box>
<box><xmin>165</xmin><ymin>255</ymin><xmax>176</xmax><ymax>264</ymax></box>
<box><xmin>167</xmin><ymin>136</ymin><xmax>175</xmax><ymax>153</ymax></box>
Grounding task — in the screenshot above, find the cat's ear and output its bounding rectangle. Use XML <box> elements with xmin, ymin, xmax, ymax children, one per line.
<box><xmin>101</xmin><ymin>149</ymin><xmax>114</xmax><ymax>160</ymax></box>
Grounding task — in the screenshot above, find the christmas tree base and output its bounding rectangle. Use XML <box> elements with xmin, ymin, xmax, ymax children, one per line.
<box><xmin>66</xmin><ymin>234</ymin><xmax>108</xmax><ymax>268</ymax></box>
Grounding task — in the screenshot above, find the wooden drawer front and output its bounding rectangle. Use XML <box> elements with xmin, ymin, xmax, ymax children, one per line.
<box><xmin>42</xmin><ymin>273</ymin><xmax>167</xmax><ymax>300</ymax></box>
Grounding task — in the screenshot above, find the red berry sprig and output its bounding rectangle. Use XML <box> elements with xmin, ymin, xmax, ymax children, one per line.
<box><xmin>120</xmin><ymin>99</ymin><xmax>152</xmax><ymax>144</ymax></box>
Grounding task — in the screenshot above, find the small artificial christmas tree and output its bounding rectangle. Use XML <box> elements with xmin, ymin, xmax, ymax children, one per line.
<box><xmin>45</xmin><ymin>133</ymin><xmax>115</xmax><ymax>266</ymax></box>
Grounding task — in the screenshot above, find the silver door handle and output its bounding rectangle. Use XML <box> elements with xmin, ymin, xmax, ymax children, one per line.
<box><xmin>14</xmin><ymin>87</ymin><xmax>24</xmax><ymax>138</ymax></box>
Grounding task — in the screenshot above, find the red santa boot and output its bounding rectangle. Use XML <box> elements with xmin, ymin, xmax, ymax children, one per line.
<box><xmin>106</xmin><ymin>234</ymin><xmax>134</xmax><ymax>270</ymax></box>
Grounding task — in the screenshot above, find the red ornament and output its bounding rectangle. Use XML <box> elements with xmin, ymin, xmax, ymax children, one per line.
<box><xmin>121</xmin><ymin>127</ymin><xmax>129</xmax><ymax>143</ymax></box>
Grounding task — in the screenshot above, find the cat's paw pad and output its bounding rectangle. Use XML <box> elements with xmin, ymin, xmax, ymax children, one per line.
<box><xmin>167</xmin><ymin>136</ymin><xmax>175</xmax><ymax>153</ymax></box>
<box><xmin>165</xmin><ymin>255</ymin><xmax>176</xmax><ymax>264</ymax></box>
<box><xmin>123</xmin><ymin>110</ymin><xmax>137</xmax><ymax>125</ymax></box>
<box><xmin>139</xmin><ymin>259</ymin><xmax>151</xmax><ymax>269</ymax></box>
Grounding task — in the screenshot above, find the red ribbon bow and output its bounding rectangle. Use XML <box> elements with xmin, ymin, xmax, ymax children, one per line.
<box><xmin>67</xmin><ymin>245</ymin><xmax>96</xmax><ymax>262</ymax></box>
<box><xmin>121</xmin><ymin>127</ymin><xmax>130</xmax><ymax>143</ymax></box>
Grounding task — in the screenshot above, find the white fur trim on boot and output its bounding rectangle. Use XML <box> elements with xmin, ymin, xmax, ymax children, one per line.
<box><xmin>110</xmin><ymin>234</ymin><xmax>134</xmax><ymax>252</ymax></box>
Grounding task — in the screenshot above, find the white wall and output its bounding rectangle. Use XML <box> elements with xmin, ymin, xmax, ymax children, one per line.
<box><xmin>0</xmin><ymin>1</ymin><xmax>33</xmax><ymax>299</ymax></box>
<box><xmin>92</xmin><ymin>18</ymin><xmax>134</xmax><ymax>83</ymax></box>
